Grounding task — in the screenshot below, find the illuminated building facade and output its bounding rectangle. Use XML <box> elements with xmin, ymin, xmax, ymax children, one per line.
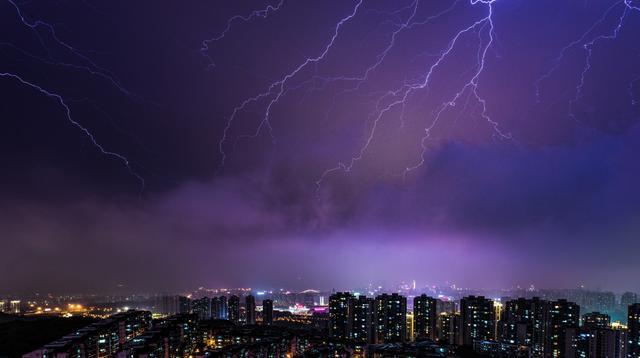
<box><xmin>329</xmin><ymin>292</ymin><xmax>353</xmax><ymax>340</ymax></box>
<box><xmin>228</xmin><ymin>295</ymin><xmax>240</xmax><ymax>324</ymax></box>
<box><xmin>413</xmin><ymin>294</ymin><xmax>437</xmax><ymax>341</ymax></box>
<box><xmin>24</xmin><ymin>310</ymin><xmax>151</xmax><ymax>358</ymax></box>
<box><xmin>212</xmin><ymin>296</ymin><xmax>228</xmax><ymax>320</ymax></box>
<box><xmin>351</xmin><ymin>295</ymin><xmax>374</xmax><ymax>344</ymax></box>
<box><xmin>460</xmin><ymin>296</ymin><xmax>495</xmax><ymax>346</ymax></box>
<box><xmin>500</xmin><ymin>297</ymin><xmax>547</xmax><ymax>356</ymax></box>
<box><xmin>583</xmin><ymin>312</ymin><xmax>611</xmax><ymax>330</ymax></box>
<box><xmin>192</xmin><ymin>297</ymin><xmax>211</xmax><ymax>320</ymax></box>
<box><xmin>438</xmin><ymin>312</ymin><xmax>460</xmax><ymax>345</ymax></box>
<box><xmin>629</xmin><ymin>303</ymin><xmax>640</xmax><ymax>358</ymax></box>
<box><xmin>544</xmin><ymin>299</ymin><xmax>580</xmax><ymax>358</ymax></box>
<box><xmin>245</xmin><ymin>295</ymin><xmax>256</xmax><ymax>325</ymax></box>
<box><xmin>374</xmin><ymin>293</ymin><xmax>407</xmax><ymax>343</ymax></box>
<box><xmin>263</xmin><ymin>299</ymin><xmax>273</xmax><ymax>325</ymax></box>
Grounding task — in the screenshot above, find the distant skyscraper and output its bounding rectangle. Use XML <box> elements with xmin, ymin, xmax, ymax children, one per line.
<box><xmin>210</xmin><ymin>296</ymin><xmax>228</xmax><ymax>319</ymax></box>
<box><xmin>262</xmin><ymin>299</ymin><xmax>273</xmax><ymax>325</ymax></box>
<box><xmin>9</xmin><ymin>300</ymin><xmax>21</xmax><ymax>314</ymax></box>
<box><xmin>460</xmin><ymin>296</ymin><xmax>495</xmax><ymax>346</ymax></box>
<box><xmin>219</xmin><ymin>296</ymin><xmax>228</xmax><ymax>319</ymax></box>
<box><xmin>413</xmin><ymin>294</ymin><xmax>437</xmax><ymax>341</ymax></box>
<box><xmin>329</xmin><ymin>292</ymin><xmax>353</xmax><ymax>340</ymax></box>
<box><xmin>245</xmin><ymin>295</ymin><xmax>256</xmax><ymax>325</ymax></box>
<box><xmin>156</xmin><ymin>295</ymin><xmax>190</xmax><ymax>316</ymax></box>
<box><xmin>178</xmin><ymin>296</ymin><xmax>191</xmax><ymax>314</ymax></box>
<box><xmin>374</xmin><ymin>293</ymin><xmax>407</xmax><ymax>343</ymax></box>
<box><xmin>351</xmin><ymin>295</ymin><xmax>374</xmax><ymax>344</ymax></box>
<box><xmin>629</xmin><ymin>303</ymin><xmax>640</xmax><ymax>358</ymax></box>
<box><xmin>211</xmin><ymin>296</ymin><xmax>221</xmax><ymax>319</ymax></box>
<box><xmin>228</xmin><ymin>295</ymin><xmax>240</xmax><ymax>323</ymax></box>
<box><xmin>192</xmin><ymin>297</ymin><xmax>211</xmax><ymax>320</ymax></box>
<box><xmin>545</xmin><ymin>299</ymin><xmax>580</xmax><ymax>358</ymax></box>
<box><xmin>622</xmin><ymin>292</ymin><xmax>639</xmax><ymax>310</ymax></box>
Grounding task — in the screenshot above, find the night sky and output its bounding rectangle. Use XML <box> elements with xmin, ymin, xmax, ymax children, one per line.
<box><xmin>1</xmin><ymin>0</ymin><xmax>639</xmax><ymax>294</ymax></box>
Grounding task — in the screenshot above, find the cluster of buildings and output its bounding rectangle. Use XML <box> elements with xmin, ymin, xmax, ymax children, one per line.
<box><xmin>155</xmin><ymin>295</ymin><xmax>274</xmax><ymax>327</ymax></box>
<box><xmin>0</xmin><ymin>299</ymin><xmax>23</xmax><ymax>314</ymax></box>
<box><xmin>17</xmin><ymin>289</ymin><xmax>640</xmax><ymax>357</ymax></box>
<box><xmin>23</xmin><ymin>310</ymin><xmax>152</xmax><ymax>358</ymax></box>
<box><xmin>328</xmin><ymin>292</ymin><xmax>640</xmax><ymax>357</ymax></box>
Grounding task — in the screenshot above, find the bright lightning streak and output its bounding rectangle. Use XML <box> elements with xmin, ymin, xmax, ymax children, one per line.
<box><xmin>316</xmin><ymin>0</ymin><xmax>510</xmax><ymax>191</ymax></box>
<box><xmin>216</xmin><ymin>0</ymin><xmax>364</xmax><ymax>173</ymax></box>
<box><xmin>5</xmin><ymin>0</ymin><xmax>135</xmax><ymax>99</ymax></box>
<box><xmin>0</xmin><ymin>72</ymin><xmax>145</xmax><ymax>190</ymax></box>
<box><xmin>534</xmin><ymin>1</ymin><xmax>623</xmax><ymax>103</ymax></box>
<box><xmin>2</xmin><ymin>0</ymin><xmax>147</xmax><ymax>190</ymax></box>
<box><xmin>570</xmin><ymin>1</ymin><xmax>637</xmax><ymax>120</ymax></box>
<box><xmin>319</xmin><ymin>0</ymin><xmax>462</xmax><ymax>126</ymax></box>
<box><xmin>536</xmin><ymin>0</ymin><xmax>639</xmax><ymax>119</ymax></box>
<box><xmin>200</xmin><ymin>0</ymin><xmax>285</xmax><ymax>70</ymax></box>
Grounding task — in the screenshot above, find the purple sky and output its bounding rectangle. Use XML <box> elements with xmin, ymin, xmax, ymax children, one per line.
<box><xmin>1</xmin><ymin>0</ymin><xmax>640</xmax><ymax>294</ymax></box>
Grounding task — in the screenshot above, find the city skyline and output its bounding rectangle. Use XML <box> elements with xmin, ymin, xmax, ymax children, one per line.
<box><xmin>2</xmin><ymin>0</ymin><xmax>640</xmax><ymax>294</ymax></box>
<box><xmin>6</xmin><ymin>288</ymin><xmax>640</xmax><ymax>357</ymax></box>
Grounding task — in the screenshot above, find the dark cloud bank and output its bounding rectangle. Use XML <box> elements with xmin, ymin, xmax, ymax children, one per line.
<box><xmin>1</xmin><ymin>0</ymin><xmax>639</xmax><ymax>293</ymax></box>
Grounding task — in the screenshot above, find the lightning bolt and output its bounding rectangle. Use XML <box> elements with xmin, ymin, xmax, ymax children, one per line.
<box><xmin>319</xmin><ymin>0</ymin><xmax>462</xmax><ymax>128</ymax></box>
<box><xmin>215</xmin><ymin>0</ymin><xmax>365</xmax><ymax>173</ymax></box>
<box><xmin>200</xmin><ymin>0</ymin><xmax>286</xmax><ymax>70</ymax></box>
<box><xmin>535</xmin><ymin>0</ymin><xmax>639</xmax><ymax>120</ymax></box>
<box><xmin>570</xmin><ymin>1</ymin><xmax>635</xmax><ymax>121</ymax></box>
<box><xmin>1</xmin><ymin>72</ymin><xmax>145</xmax><ymax>189</ymax></box>
<box><xmin>316</xmin><ymin>0</ymin><xmax>510</xmax><ymax>191</ymax></box>
<box><xmin>2</xmin><ymin>0</ymin><xmax>146</xmax><ymax>190</ymax></box>
<box><xmin>5</xmin><ymin>0</ymin><xmax>136</xmax><ymax>99</ymax></box>
<box><xmin>534</xmin><ymin>1</ymin><xmax>623</xmax><ymax>103</ymax></box>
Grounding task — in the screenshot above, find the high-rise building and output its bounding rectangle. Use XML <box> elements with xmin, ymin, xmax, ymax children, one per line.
<box><xmin>460</xmin><ymin>296</ymin><xmax>495</xmax><ymax>346</ymax></box>
<box><xmin>351</xmin><ymin>295</ymin><xmax>374</xmax><ymax>344</ymax></box>
<box><xmin>577</xmin><ymin>327</ymin><xmax>627</xmax><ymax>358</ymax></box>
<box><xmin>438</xmin><ymin>312</ymin><xmax>460</xmax><ymax>345</ymax></box>
<box><xmin>374</xmin><ymin>293</ymin><xmax>407</xmax><ymax>343</ymax></box>
<box><xmin>263</xmin><ymin>299</ymin><xmax>273</xmax><ymax>325</ymax></box>
<box><xmin>192</xmin><ymin>297</ymin><xmax>211</xmax><ymax>320</ymax></box>
<box><xmin>614</xmin><ymin>327</ymin><xmax>628</xmax><ymax>358</ymax></box>
<box><xmin>211</xmin><ymin>296</ymin><xmax>221</xmax><ymax>319</ymax></box>
<box><xmin>156</xmin><ymin>295</ymin><xmax>190</xmax><ymax>316</ymax></box>
<box><xmin>406</xmin><ymin>311</ymin><xmax>414</xmax><ymax>342</ymax></box>
<box><xmin>212</xmin><ymin>296</ymin><xmax>229</xmax><ymax>319</ymax></box>
<box><xmin>219</xmin><ymin>296</ymin><xmax>228</xmax><ymax>320</ymax></box>
<box><xmin>245</xmin><ymin>295</ymin><xmax>256</xmax><ymax>325</ymax></box>
<box><xmin>413</xmin><ymin>294</ymin><xmax>437</xmax><ymax>341</ymax></box>
<box><xmin>178</xmin><ymin>296</ymin><xmax>191</xmax><ymax>314</ymax></box>
<box><xmin>629</xmin><ymin>303</ymin><xmax>640</xmax><ymax>357</ymax></box>
<box><xmin>545</xmin><ymin>299</ymin><xmax>580</xmax><ymax>358</ymax></box>
<box><xmin>583</xmin><ymin>312</ymin><xmax>611</xmax><ymax>330</ymax></box>
<box><xmin>500</xmin><ymin>297</ymin><xmax>547</xmax><ymax>356</ymax></box>
<box><xmin>329</xmin><ymin>292</ymin><xmax>353</xmax><ymax>340</ymax></box>
<box><xmin>228</xmin><ymin>295</ymin><xmax>240</xmax><ymax>324</ymax></box>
